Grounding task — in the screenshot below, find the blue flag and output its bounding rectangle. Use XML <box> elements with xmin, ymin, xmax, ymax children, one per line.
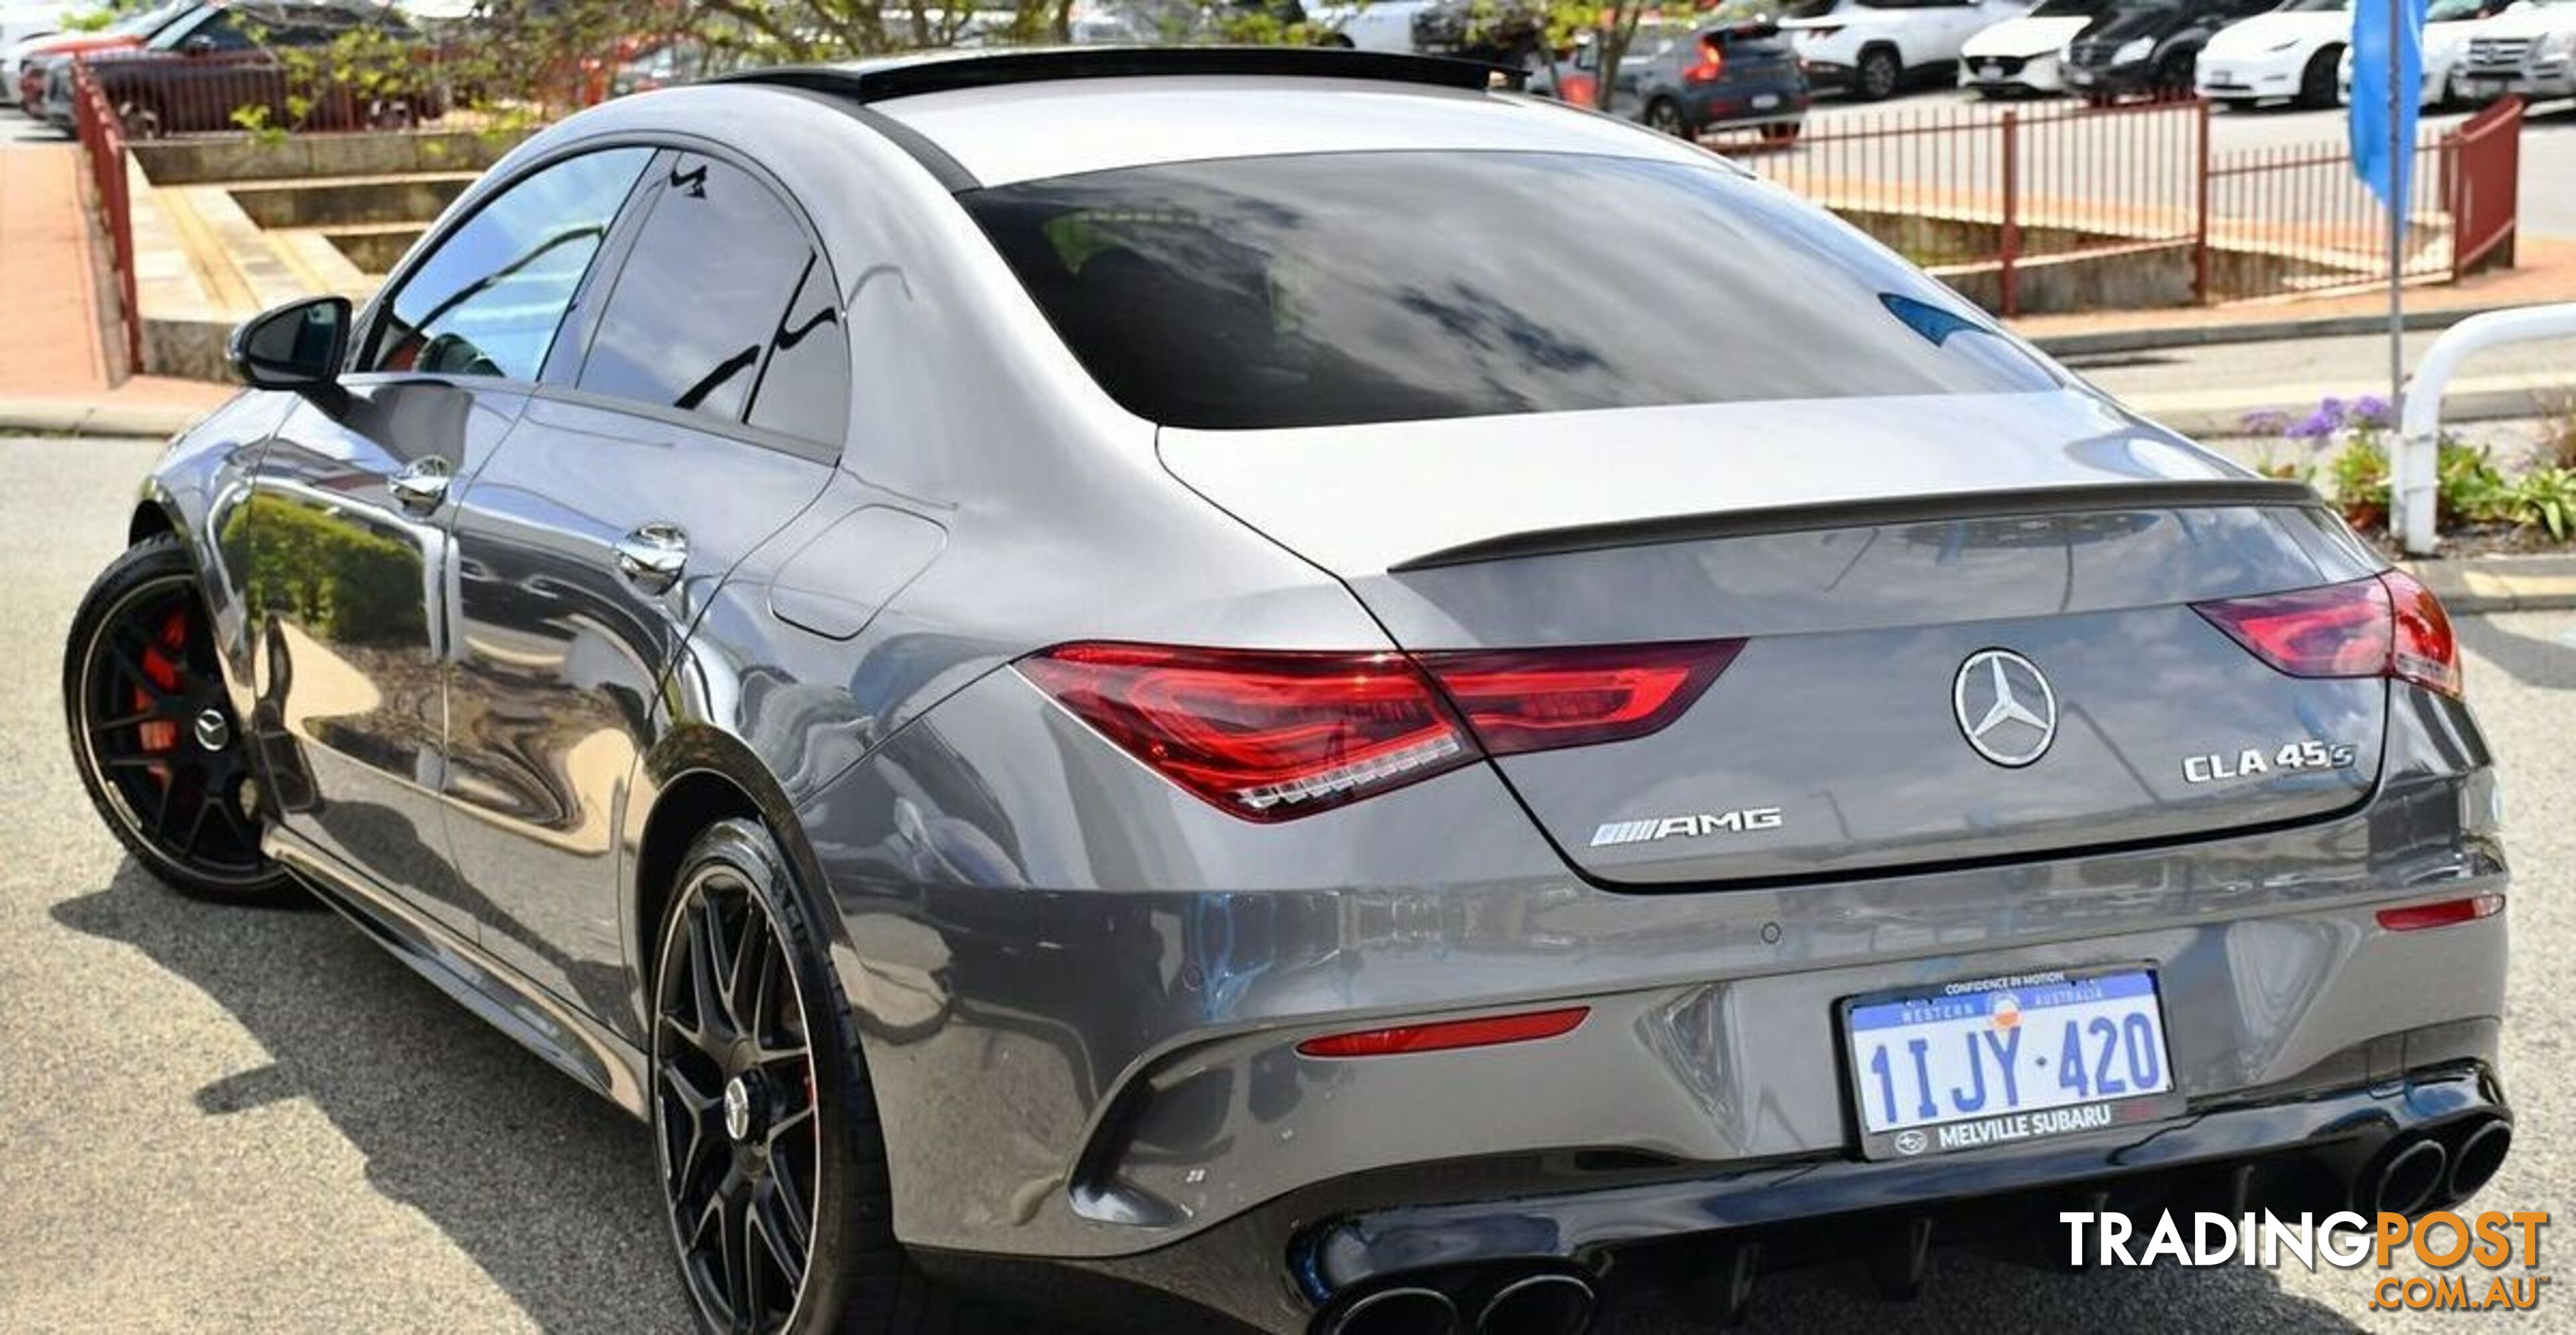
<box><xmin>2349</xmin><ymin>0</ymin><xmax>2428</xmax><ymax>232</ymax></box>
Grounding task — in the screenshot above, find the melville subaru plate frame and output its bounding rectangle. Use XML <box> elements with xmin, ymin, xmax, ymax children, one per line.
<box><xmin>1837</xmin><ymin>963</ymin><xmax>2189</xmax><ymax>1161</ymax></box>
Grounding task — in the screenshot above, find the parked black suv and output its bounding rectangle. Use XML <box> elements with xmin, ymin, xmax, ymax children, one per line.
<box><xmin>2061</xmin><ymin>0</ymin><xmax>2271</xmax><ymax>101</ymax></box>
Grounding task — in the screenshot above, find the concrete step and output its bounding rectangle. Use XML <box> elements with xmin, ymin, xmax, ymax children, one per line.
<box><xmin>129</xmin><ymin>127</ymin><xmax>532</xmax><ymax>186</ymax></box>
<box><xmin>225</xmin><ymin>172</ymin><xmax>476</xmax><ymax>229</ymax></box>
<box><xmin>315</xmin><ymin>221</ymin><xmax>426</xmax><ymax>276</ymax></box>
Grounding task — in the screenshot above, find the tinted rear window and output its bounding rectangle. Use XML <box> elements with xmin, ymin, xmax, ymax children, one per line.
<box><xmin>962</xmin><ymin>152</ymin><xmax>2056</xmax><ymax>430</ymax></box>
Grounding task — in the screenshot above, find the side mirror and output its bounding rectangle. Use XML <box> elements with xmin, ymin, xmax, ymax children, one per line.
<box><xmin>229</xmin><ymin>295</ymin><xmax>350</xmax><ymax>390</ymax></box>
<box><xmin>181</xmin><ymin>33</ymin><xmax>216</xmax><ymax>55</ymax></box>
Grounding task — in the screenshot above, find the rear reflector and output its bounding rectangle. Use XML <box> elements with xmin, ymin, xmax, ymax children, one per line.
<box><xmin>2375</xmin><ymin>893</ymin><xmax>2504</xmax><ymax>932</ymax></box>
<box><xmin>1296</xmin><ymin>1006</ymin><xmax>1591</xmax><ymax>1059</ymax></box>
<box><xmin>2192</xmin><ymin>571</ymin><xmax>2463</xmax><ymax>698</ymax></box>
<box><xmin>1020</xmin><ymin>640</ymin><xmax>1742</xmax><ymax>821</ymax></box>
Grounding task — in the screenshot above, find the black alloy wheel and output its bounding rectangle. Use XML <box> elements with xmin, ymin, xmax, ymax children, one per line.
<box><xmin>655</xmin><ymin>846</ymin><xmax>825</xmax><ymax>1334</ymax></box>
<box><xmin>650</xmin><ymin>820</ymin><xmax>1052</xmax><ymax>1335</ymax></box>
<box><xmin>65</xmin><ymin>535</ymin><xmax>287</xmax><ymax>901</ymax></box>
<box><xmin>1644</xmin><ymin>97</ymin><xmax>1687</xmax><ymax>137</ymax></box>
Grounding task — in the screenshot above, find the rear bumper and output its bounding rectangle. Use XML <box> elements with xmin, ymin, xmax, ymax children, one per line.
<box><xmin>805</xmin><ymin>669</ymin><xmax>2509</xmax><ymax>1328</ymax></box>
<box><xmin>930</xmin><ymin>1047</ymin><xmax>2508</xmax><ymax>1333</ymax></box>
<box><xmin>1680</xmin><ymin>81</ymin><xmax>1809</xmax><ymax>129</ymax></box>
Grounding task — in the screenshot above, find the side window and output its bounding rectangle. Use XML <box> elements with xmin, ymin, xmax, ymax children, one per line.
<box><xmin>195</xmin><ymin>12</ymin><xmax>256</xmax><ymax>50</ymax></box>
<box><xmin>365</xmin><ymin>146</ymin><xmax>651</xmax><ymax>380</ymax></box>
<box><xmin>744</xmin><ymin>259</ymin><xmax>851</xmax><ymax>444</ymax></box>
<box><xmin>576</xmin><ymin>156</ymin><xmax>837</xmax><ymax>433</ymax></box>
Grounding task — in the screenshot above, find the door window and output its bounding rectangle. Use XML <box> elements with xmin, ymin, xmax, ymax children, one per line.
<box><xmin>575</xmin><ymin>156</ymin><xmax>844</xmax><ymax>439</ymax></box>
<box><xmin>364</xmin><ymin>147</ymin><xmax>653</xmax><ymax>380</ymax></box>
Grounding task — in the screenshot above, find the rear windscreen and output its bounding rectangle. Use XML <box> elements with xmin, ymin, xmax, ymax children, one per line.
<box><xmin>961</xmin><ymin>151</ymin><xmax>2058</xmax><ymax>430</ymax></box>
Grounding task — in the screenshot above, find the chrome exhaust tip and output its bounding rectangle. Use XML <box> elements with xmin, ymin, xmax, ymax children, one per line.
<box><xmin>1328</xmin><ymin>1285</ymin><xmax>1460</xmax><ymax>1335</ymax></box>
<box><xmin>1477</xmin><ymin>1272</ymin><xmax>1597</xmax><ymax>1335</ymax></box>
<box><xmin>2373</xmin><ymin>1136</ymin><xmax>2450</xmax><ymax>1217</ymax></box>
<box><xmin>2447</xmin><ymin>1118</ymin><xmax>2512</xmax><ymax>1202</ymax></box>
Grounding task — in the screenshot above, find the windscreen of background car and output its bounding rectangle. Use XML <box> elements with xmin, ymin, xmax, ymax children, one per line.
<box><xmin>962</xmin><ymin>151</ymin><xmax>2059</xmax><ymax>430</ymax></box>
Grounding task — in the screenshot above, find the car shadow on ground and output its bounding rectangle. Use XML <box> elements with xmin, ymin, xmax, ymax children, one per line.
<box><xmin>2455</xmin><ymin>614</ymin><xmax>2576</xmax><ymax>692</ymax></box>
<box><xmin>50</xmin><ymin>859</ymin><xmax>691</xmax><ymax>1334</ymax></box>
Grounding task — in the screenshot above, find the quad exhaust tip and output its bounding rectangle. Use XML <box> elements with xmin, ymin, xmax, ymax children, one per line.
<box><xmin>1324</xmin><ymin>1271</ymin><xmax>1597</xmax><ymax>1335</ymax></box>
<box><xmin>2446</xmin><ymin>1117</ymin><xmax>2512</xmax><ymax>1202</ymax></box>
<box><xmin>1477</xmin><ymin>1273</ymin><xmax>1597</xmax><ymax>1335</ymax></box>
<box><xmin>1328</xmin><ymin>1286</ymin><xmax>1458</xmax><ymax>1335</ymax></box>
<box><xmin>2373</xmin><ymin>1136</ymin><xmax>2450</xmax><ymax>1217</ymax></box>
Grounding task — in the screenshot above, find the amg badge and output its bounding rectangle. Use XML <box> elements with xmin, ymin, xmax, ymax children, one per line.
<box><xmin>1591</xmin><ymin>807</ymin><xmax>1784</xmax><ymax>848</ymax></box>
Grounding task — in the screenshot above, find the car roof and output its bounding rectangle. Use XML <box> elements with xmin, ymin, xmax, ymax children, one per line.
<box><xmin>724</xmin><ymin>47</ymin><xmax>1725</xmax><ymax>189</ymax></box>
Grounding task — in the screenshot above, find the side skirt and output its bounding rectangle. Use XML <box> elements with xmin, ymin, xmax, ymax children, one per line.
<box><xmin>264</xmin><ymin>825</ymin><xmax>651</xmax><ymax>1119</ymax></box>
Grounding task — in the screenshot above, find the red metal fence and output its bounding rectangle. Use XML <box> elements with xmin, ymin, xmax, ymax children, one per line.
<box><xmin>73</xmin><ymin>48</ymin><xmax>448</xmax><ymax>139</ymax></box>
<box><xmin>68</xmin><ymin>59</ymin><xmax>140</xmax><ymax>374</ymax></box>
<box><xmin>1707</xmin><ymin>95</ymin><xmax>2524</xmax><ymax>316</ymax></box>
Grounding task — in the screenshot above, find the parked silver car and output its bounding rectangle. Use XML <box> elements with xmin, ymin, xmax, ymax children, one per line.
<box><xmin>64</xmin><ymin>46</ymin><xmax>2512</xmax><ymax>1335</ymax></box>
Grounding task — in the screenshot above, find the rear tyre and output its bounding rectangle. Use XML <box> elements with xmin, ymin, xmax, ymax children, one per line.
<box><xmin>63</xmin><ymin>535</ymin><xmax>290</xmax><ymax>903</ymax></box>
<box><xmin>652</xmin><ymin>820</ymin><xmax>1046</xmax><ymax>1335</ymax></box>
<box><xmin>1760</xmin><ymin>120</ymin><xmax>1801</xmax><ymax>142</ymax></box>
<box><xmin>2298</xmin><ymin>45</ymin><xmax>2343</xmax><ymax>108</ymax></box>
<box><xmin>1855</xmin><ymin>47</ymin><xmax>1902</xmax><ymax>101</ymax></box>
<box><xmin>1644</xmin><ymin>97</ymin><xmax>1688</xmax><ymax>138</ymax></box>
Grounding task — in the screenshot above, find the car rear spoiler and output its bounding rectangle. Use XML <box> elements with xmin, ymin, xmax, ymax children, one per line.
<box><xmin>1388</xmin><ymin>478</ymin><xmax>2322</xmax><ymax>570</ymax></box>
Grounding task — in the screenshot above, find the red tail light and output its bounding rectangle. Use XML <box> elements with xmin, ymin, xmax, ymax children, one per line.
<box><xmin>2192</xmin><ymin>572</ymin><xmax>2463</xmax><ymax>698</ymax></box>
<box><xmin>1297</xmin><ymin>1006</ymin><xmax>1590</xmax><ymax>1059</ymax></box>
<box><xmin>1418</xmin><ymin>641</ymin><xmax>1741</xmax><ymax>756</ymax></box>
<box><xmin>1017</xmin><ymin>645</ymin><xmax>1473</xmax><ymax>821</ymax></box>
<box><xmin>1686</xmin><ymin>40</ymin><xmax>1728</xmax><ymax>83</ymax></box>
<box><xmin>1018</xmin><ymin>640</ymin><xmax>1742</xmax><ymax>821</ymax></box>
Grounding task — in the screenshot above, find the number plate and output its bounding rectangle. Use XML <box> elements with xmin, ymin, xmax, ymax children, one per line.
<box><xmin>1982</xmin><ymin>64</ymin><xmax>2004</xmax><ymax>78</ymax></box>
<box><xmin>2068</xmin><ymin>68</ymin><xmax>2095</xmax><ymax>85</ymax></box>
<box><xmin>1840</xmin><ymin>965</ymin><xmax>2183</xmax><ymax>1160</ymax></box>
<box><xmin>1752</xmin><ymin>93</ymin><xmax>1781</xmax><ymax>109</ymax></box>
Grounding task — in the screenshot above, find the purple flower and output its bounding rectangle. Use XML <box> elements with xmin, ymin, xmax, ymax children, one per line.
<box><xmin>2241</xmin><ymin>409</ymin><xmax>2291</xmax><ymax>435</ymax></box>
<box><xmin>2351</xmin><ymin>394</ymin><xmax>2391</xmax><ymax>426</ymax></box>
<box><xmin>2318</xmin><ymin>396</ymin><xmax>2346</xmax><ymax>420</ymax></box>
<box><xmin>2290</xmin><ymin>409</ymin><xmax>2340</xmax><ymax>441</ymax></box>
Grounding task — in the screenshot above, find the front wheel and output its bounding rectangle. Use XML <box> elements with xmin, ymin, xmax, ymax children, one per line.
<box><xmin>1644</xmin><ymin>97</ymin><xmax>1688</xmax><ymax>138</ymax></box>
<box><xmin>651</xmin><ymin>820</ymin><xmax>1049</xmax><ymax>1334</ymax></box>
<box><xmin>63</xmin><ymin>535</ymin><xmax>289</xmax><ymax>902</ymax></box>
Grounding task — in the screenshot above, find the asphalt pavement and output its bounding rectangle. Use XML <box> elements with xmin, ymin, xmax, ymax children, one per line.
<box><xmin>0</xmin><ymin>433</ymin><xmax>2567</xmax><ymax>1333</ymax></box>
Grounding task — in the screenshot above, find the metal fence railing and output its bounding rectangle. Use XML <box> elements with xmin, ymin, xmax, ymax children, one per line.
<box><xmin>1705</xmin><ymin>94</ymin><xmax>2524</xmax><ymax>316</ymax></box>
<box><xmin>74</xmin><ymin>48</ymin><xmax>449</xmax><ymax>138</ymax></box>
<box><xmin>68</xmin><ymin>58</ymin><xmax>140</xmax><ymax>374</ymax></box>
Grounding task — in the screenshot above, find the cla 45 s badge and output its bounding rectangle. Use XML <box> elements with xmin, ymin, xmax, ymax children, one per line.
<box><xmin>2182</xmin><ymin>739</ymin><xmax>2359</xmax><ymax>785</ymax></box>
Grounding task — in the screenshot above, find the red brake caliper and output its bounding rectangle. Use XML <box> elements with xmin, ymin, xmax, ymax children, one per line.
<box><xmin>133</xmin><ymin>608</ymin><xmax>186</xmax><ymax>762</ymax></box>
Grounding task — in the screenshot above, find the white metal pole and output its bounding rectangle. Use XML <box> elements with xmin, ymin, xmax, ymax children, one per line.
<box><xmin>2386</xmin><ymin>0</ymin><xmax>2407</xmax><ymax>547</ymax></box>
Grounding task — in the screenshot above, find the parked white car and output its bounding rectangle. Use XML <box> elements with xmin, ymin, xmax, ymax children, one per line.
<box><xmin>0</xmin><ymin>0</ymin><xmax>76</xmax><ymax>103</ymax></box>
<box><xmin>2195</xmin><ymin>0</ymin><xmax>2353</xmax><ymax>106</ymax></box>
<box><xmin>1782</xmin><ymin>0</ymin><xmax>2034</xmax><ymax>99</ymax></box>
<box><xmin>1959</xmin><ymin>0</ymin><xmax>2117</xmax><ymax>94</ymax></box>
<box><xmin>2456</xmin><ymin>0</ymin><xmax>2576</xmax><ymax>101</ymax></box>
<box><xmin>1305</xmin><ymin>0</ymin><xmax>1440</xmax><ymax>51</ymax></box>
<box><xmin>2337</xmin><ymin>0</ymin><xmax>2516</xmax><ymax>105</ymax></box>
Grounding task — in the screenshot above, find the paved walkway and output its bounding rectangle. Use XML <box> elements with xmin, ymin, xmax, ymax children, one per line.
<box><xmin>0</xmin><ymin>142</ymin><xmax>227</xmax><ymax>427</ymax></box>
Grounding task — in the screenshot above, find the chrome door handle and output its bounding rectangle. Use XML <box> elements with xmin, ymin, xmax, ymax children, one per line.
<box><xmin>387</xmin><ymin>456</ymin><xmax>453</xmax><ymax>512</ymax></box>
<box><xmin>613</xmin><ymin>523</ymin><xmax>688</xmax><ymax>594</ymax></box>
